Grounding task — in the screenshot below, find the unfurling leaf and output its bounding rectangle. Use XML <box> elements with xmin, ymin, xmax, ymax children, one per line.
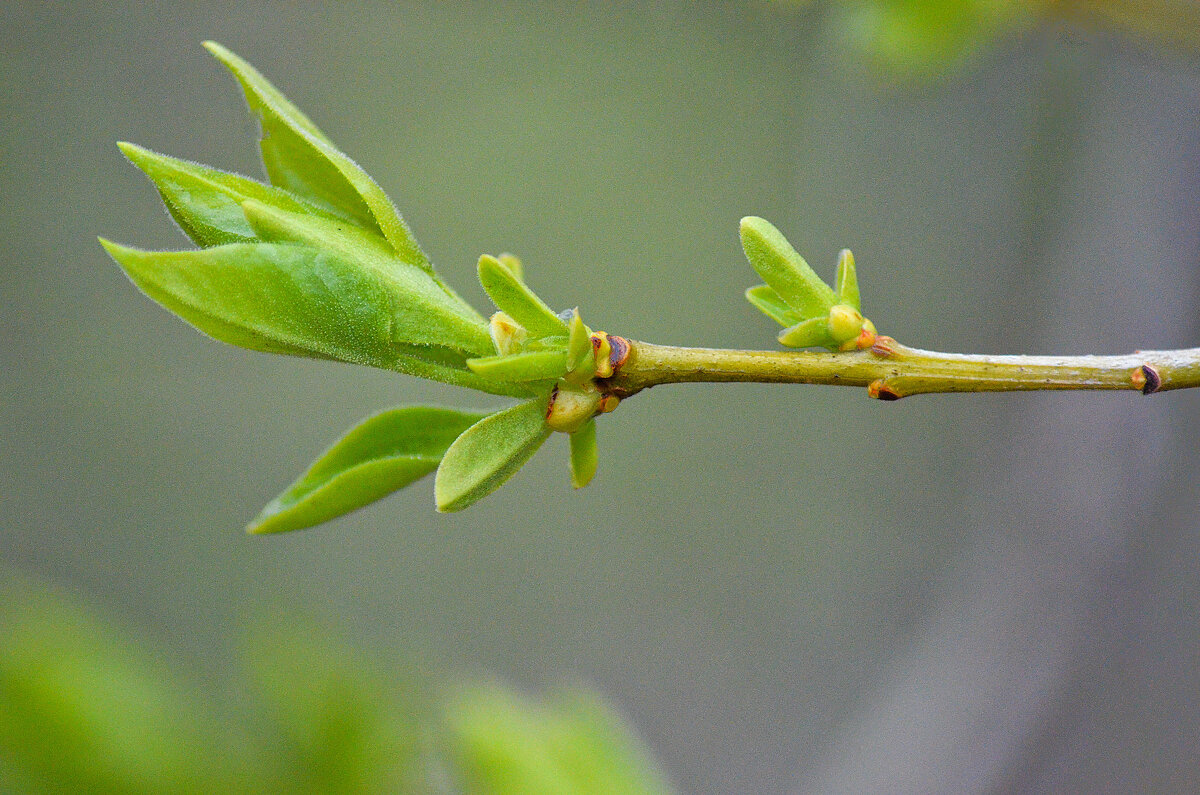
<box><xmin>467</xmin><ymin>350</ymin><xmax>569</xmax><ymax>382</ymax></box>
<box><xmin>478</xmin><ymin>255</ymin><xmax>569</xmax><ymax>339</ymax></box>
<box><xmin>565</xmin><ymin>310</ymin><xmax>594</xmax><ymax>380</ymax></box>
<box><xmin>739</xmin><ymin>216</ymin><xmax>836</xmax><ymax>319</ymax></box>
<box><xmin>202</xmin><ymin>41</ymin><xmax>430</xmax><ymax>270</ymax></box>
<box><xmin>834</xmin><ymin>248</ymin><xmax>861</xmax><ymax>311</ymax></box>
<box><xmin>117</xmin><ymin>141</ymin><xmax>328</xmax><ymax>248</ymax></box>
<box><xmin>435</xmin><ymin>397</ymin><xmax>552</xmax><ymax>512</ymax></box>
<box><xmin>249</xmin><ymin>406</ymin><xmax>488</xmax><ymax>534</ymax></box>
<box><xmin>569</xmin><ymin>419</ymin><xmax>598</xmax><ymax>489</ymax></box>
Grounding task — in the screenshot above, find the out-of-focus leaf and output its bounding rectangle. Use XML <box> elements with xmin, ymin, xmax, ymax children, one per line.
<box><xmin>242</xmin><ymin>622</ymin><xmax>419</xmax><ymax>795</ymax></box>
<box><xmin>744</xmin><ymin>284</ymin><xmax>802</xmax><ymax>327</ymax></box>
<box><xmin>117</xmin><ymin>142</ymin><xmax>327</xmax><ymax>247</ymax></box>
<box><xmin>0</xmin><ymin>578</ymin><xmax>246</xmax><ymax>795</ymax></box>
<box><xmin>569</xmin><ymin>419</ymin><xmax>598</xmax><ymax>489</ymax></box>
<box><xmin>435</xmin><ymin>397</ymin><xmax>551</xmax><ymax>512</ymax></box>
<box><xmin>445</xmin><ymin>683</ymin><xmax>673</xmax><ymax>795</ymax></box>
<box><xmin>249</xmin><ymin>406</ymin><xmax>488</xmax><ymax>534</ymax></box>
<box><xmin>478</xmin><ymin>255</ymin><xmax>568</xmax><ymax>339</ymax></box>
<box><xmin>203</xmin><ymin>41</ymin><xmax>430</xmax><ymax>270</ymax></box>
<box><xmin>467</xmin><ymin>351</ymin><xmax>568</xmax><ymax>383</ymax></box>
<box><xmin>739</xmin><ymin>216</ymin><xmax>835</xmax><ymax>319</ymax></box>
<box><xmin>101</xmin><ymin>240</ymin><xmax>525</xmax><ymax>395</ymax></box>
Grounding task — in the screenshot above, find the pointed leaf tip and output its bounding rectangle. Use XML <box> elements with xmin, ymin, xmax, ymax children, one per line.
<box><xmin>204</xmin><ymin>41</ymin><xmax>431</xmax><ymax>269</ymax></box>
<box><xmin>248</xmin><ymin>406</ymin><xmax>488</xmax><ymax>534</ymax></box>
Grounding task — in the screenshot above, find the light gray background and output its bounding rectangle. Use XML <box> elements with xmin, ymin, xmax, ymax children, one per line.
<box><xmin>3</xmin><ymin>2</ymin><xmax>1199</xmax><ymax>792</ymax></box>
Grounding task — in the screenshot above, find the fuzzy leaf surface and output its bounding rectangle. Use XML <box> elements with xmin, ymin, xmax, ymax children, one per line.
<box><xmin>240</xmin><ymin>199</ymin><xmax>490</xmax><ymax>345</ymax></box>
<box><xmin>739</xmin><ymin>216</ymin><xmax>836</xmax><ymax>318</ymax></box>
<box><xmin>203</xmin><ymin>42</ymin><xmax>430</xmax><ymax>270</ymax></box>
<box><xmin>435</xmin><ymin>397</ymin><xmax>551</xmax><ymax>512</ymax></box>
<box><xmin>249</xmin><ymin>406</ymin><xmax>488</xmax><ymax>534</ymax></box>
<box><xmin>118</xmin><ymin>142</ymin><xmax>326</xmax><ymax>248</ymax></box>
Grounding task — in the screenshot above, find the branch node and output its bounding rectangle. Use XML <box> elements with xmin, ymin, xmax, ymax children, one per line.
<box><xmin>1133</xmin><ymin>364</ymin><xmax>1162</xmax><ymax>395</ymax></box>
<box><xmin>871</xmin><ymin>336</ymin><xmax>897</xmax><ymax>358</ymax></box>
<box><xmin>867</xmin><ymin>379</ymin><xmax>902</xmax><ymax>401</ymax></box>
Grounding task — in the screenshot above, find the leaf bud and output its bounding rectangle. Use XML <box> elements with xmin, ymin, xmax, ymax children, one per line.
<box><xmin>489</xmin><ymin>311</ymin><xmax>527</xmax><ymax>355</ymax></box>
<box><xmin>546</xmin><ymin>382</ymin><xmax>602</xmax><ymax>433</ymax></box>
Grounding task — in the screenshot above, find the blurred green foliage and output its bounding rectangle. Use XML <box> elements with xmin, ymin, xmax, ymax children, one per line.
<box><xmin>0</xmin><ymin>577</ymin><xmax>669</xmax><ymax>794</ymax></box>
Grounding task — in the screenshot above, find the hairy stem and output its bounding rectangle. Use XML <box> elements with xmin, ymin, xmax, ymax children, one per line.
<box><xmin>606</xmin><ymin>337</ymin><xmax>1200</xmax><ymax>400</ymax></box>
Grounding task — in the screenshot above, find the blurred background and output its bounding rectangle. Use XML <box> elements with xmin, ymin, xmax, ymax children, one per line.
<box><xmin>3</xmin><ymin>1</ymin><xmax>1199</xmax><ymax>792</ymax></box>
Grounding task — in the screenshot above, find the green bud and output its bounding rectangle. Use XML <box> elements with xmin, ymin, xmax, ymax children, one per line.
<box><xmin>827</xmin><ymin>304</ymin><xmax>865</xmax><ymax>345</ymax></box>
<box><xmin>489</xmin><ymin>311</ymin><xmax>526</xmax><ymax>355</ymax></box>
<box><xmin>546</xmin><ymin>383</ymin><xmax>602</xmax><ymax>433</ymax></box>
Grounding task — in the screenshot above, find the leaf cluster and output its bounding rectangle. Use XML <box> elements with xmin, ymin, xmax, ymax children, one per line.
<box><xmin>105</xmin><ymin>44</ymin><xmax>873</xmax><ymax>530</ymax></box>
<box><xmin>102</xmin><ymin>43</ymin><xmax>618</xmax><ymax>524</ymax></box>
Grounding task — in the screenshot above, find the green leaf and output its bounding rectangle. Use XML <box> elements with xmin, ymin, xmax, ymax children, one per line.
<box><xmin>744</xmin><ymin>285</ymin><xmax>802</xmax><ymax>328</ymax></box>
<box><xmin>497</xmin><ymin>253</ymin><xmax>524</xmax><ymax>281</ymax></box>
<box><xmin>435</xmin><ymin>397</ymin><xmax>551</xmax><ymax>512</ymax></box>
<box><xmin>478</xmin><ymin>255</ymin><xmax>568</xmax><ymax>339</ymax></box>
<box><xmin>202</xmin><ymin>41</ymin><xmax>430</xmax><ymax>270</ymax></box>
<box><xmin>249</xmin><ymin>406</ymin><xmax>487</xmax><ymax>534</ymax></box>
<box><xmin>739</xmin><ymin>216</ymin><xmax>836</xmax><ymax>319</ymax></box>
<box><xmin>240</xmin><ymin>199</ymin><xmax>490</xmax><ymax>344</ymax></box>
<box><xmin>777</xmin><ymin>316</ymin><xmax>831</xmax><ymax>348</ymax></box>
<box><xmin>569</xmin><ymin>419</ymin><xmax>598</xmax><ymax>489</ymax></box>
<box><xmin>117</xmin><ymin>141</ymin><xmax>327</xmax><ymax>247</ymax></box>
<box><xmin>834</xmin><ymin>248</ymin><xmax>861</xmax><ymax>310</ymax></box>
<box><xmin>467</xmin><ymin>350</ymin><xmax>568</xmax><ymax>383</ymax></box>
<box><xmin>101</xmin><ymin>239</ymin><xmax>528</xmax><ymax>396</ymax></box>
<box><xmin>566</xmin><ymin>310</ymin><xmax>594</xmax><ymax>377</ymax></box>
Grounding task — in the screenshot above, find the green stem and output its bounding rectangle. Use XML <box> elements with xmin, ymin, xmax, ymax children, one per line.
<box><xmin>607</xmin><ymin>338</ymin><xmax>1200</xmax><ymax>400</ymax></box>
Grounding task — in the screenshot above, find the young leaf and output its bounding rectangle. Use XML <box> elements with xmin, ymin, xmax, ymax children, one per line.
<box><xmin>569</xmin><ymin>419</ymin><xmax>598</xmax><ymax>489</ymax></box>
<box><xmin>739</xmin><ymin>216</ymin><xmax>836</xmax><ymax>319</ymax></box>
<box><xmin>477</xmin><ymin>255</ymin><xmax>568</xmax><ymax>339</ymax></box>
<box><xmin>248</xmin><ymin>406</ymin><xmax>487</xmax><ymax>534</ymax></box>
<box><xmin>467</xmin><ymin>350</ymin><xmax>568</xmax><ymax>382</ymax></box>
<box><xmin>100</xmin><ymin>239</ymin><xmax>528</xmax><ymax>396</ymax></box>
<box><xmin>566</xmin><ymin>307</ymin><xmax>595</xmax><ymax>377</ymax></box>
<box><xmin>835</xmin><ymin>248</ymin><xmax>861</xmax><ymax>310</ymax></box>
<box><xmin>744</xmin><ymin>285</ymin><xmax>802</xmax><ymax>327</ymax></box>
<box><xmin>118</xmin><ymin>141</ymin><xmax>327</xmax><ymax>247</ymax></box>
<box><xmin>777</xmin><ymin>316</ymin><xmax>831</xmax><ymax>349</ymax></box>
<box><xmin>435</xmin><ymin>397</ymin><xmax>552</xmax><ymax>512</ymax></box>
<box><xmin>202</xmin><ymin>41</ymin><xmax>430</xmax><ymax>270</ymax></box>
